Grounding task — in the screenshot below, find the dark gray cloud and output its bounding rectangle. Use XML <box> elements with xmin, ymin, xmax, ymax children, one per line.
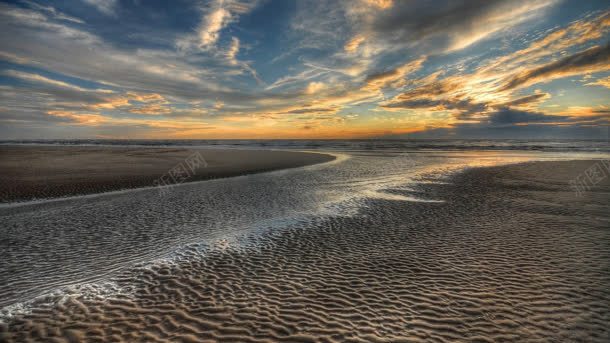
<box><xmin>397</xmin><ymin>123</ymin><xmax>608</xmax><ymax>139</ymax></box>
<box><xmin>497</xmin><ymin>93</ymin><xmax>549</xmax><ymax>107</ymax></box>
<box><xmin>371</xmin><ymin>1</ymin><xmax>506</xmax><ymax>41</ymax></box>
<box><xmin>398</xmin><ymin>80</ymin><xmax>460</xmax><ymax>99</ymax></box>
<box><xmin>486</xmin><ymin>107</ymin><xmax>564</xmax><ymax>125</ymax></box>
<box><xmin>364</xmin><ymin>69</ymin><xmax>400</xmax><ymax>83</ymax></box>
<box><xmin>360</xmin><ymin>0</ymin><xmax>554</xmax><ymax>53</ymax></box>
<box><xmin>382</xmin><ymin>106</ymin><xmax>609</xmax><ymax>139</ymax></box>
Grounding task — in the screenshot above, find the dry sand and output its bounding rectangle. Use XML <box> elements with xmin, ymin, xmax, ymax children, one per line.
<box><xmin>1</xmin><ymin>160</ymin><xmax>609</xmax><ymax>342</ymax></box>
<box><xmin>0</xmin><ymin>146</ymin><xmax>335</xmax><ymax>202</ymax></box>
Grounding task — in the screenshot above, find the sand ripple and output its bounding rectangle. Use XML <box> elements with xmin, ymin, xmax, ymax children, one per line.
<box><xmin>2</xmin><ymin>160</ymin><xmax>609</xmax><ymax>342</ymax></box>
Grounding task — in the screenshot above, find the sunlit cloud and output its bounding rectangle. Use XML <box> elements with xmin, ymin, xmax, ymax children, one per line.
<box><xmin>3</xmin><ymin>70</ymin><xmax>113</xmax><ymax>93</ymax></box>
<box><xmin>500</xmin><ymin>44</ymin><xmax>610</xmax><ymax>91</ymax></box>
<box><xmin>199</xmin><ymin>6</ymin><xmax>231</xmax><ymax>47</ymax></box>
<box><xmin>446</xmin><ymin>0</ymin><xmax>556</xmax><ymax>52</ymax></box>
<box><xmin>344</xmin><ymin>35</ymin><xmax>366</xmax><ymax>53</ymax></box>
<box><xmin>305</xmin><ymin>82</ymin><xmax>327</xmax><ymax>95</ymax></box>
<box><xmin>177</xmin><ymin>0</ymin><xmax>259</xmax><ymax>51</ymax></box>
<box><xmin>47</xmin><ymin>110</ymin><xmax>108</xmax><ymax>125</ymax></box>
<box><xmin>586</xmin><ymin>76</ymin><xmax>610</xmax><ymax>89</ymax></box>
<box><xmin>380</xmin><ymin>10</ymin><xmax>610</xmax><ymax>136</ymax></box>
<box><xmin>362</xmin><ymin>0</ymin><xmax>393</xmax><ymax>10</ymax></box>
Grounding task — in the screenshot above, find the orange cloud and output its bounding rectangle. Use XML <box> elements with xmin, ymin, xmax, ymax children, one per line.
<box><xmin>344</xmin><ymin>35</ymin><xmax>366</xmax><ymax>53</ymax></box>
<box><xmin>586</xmin><ymin>76</ymin><xmax>610</xmax><ymax>89</ymax></box>
<box><xmin>47</xmin><ymin>110</ymin><xmax>107</xmax><ymax>125</ymax></box>
<box><xmin>554</xmin><ymin>106</ymin><xmax>610</xmax><ymax>118</ymax></box>
<box><xmin>90</xmin><ymin>92</ymin><xmax>171</xmax><ymax>115</ymax></box>
<box><xmin>362</xmin><ymin>0</ymin><xmax>393</xmax><ymax>10</ymax></box>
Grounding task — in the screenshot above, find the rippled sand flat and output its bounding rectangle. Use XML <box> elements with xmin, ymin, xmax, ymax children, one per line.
<box><xmin>2</xmin><ymin>160</ymin><xmax>609</xmax><ymax>342</ymax></box>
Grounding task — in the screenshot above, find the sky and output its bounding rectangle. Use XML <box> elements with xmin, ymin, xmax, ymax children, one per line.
<box><xmin>0</xmin><ymin>0</ymin><xmax>609</xmax><ymax>139</ymax></box>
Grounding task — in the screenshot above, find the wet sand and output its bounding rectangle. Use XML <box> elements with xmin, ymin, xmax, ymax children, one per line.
<box><xmin>2</xmin><ymin>160</ymin><xmax>610</xmax><ymax>342</ymax></box>
<box><xmin>0</xmin><ymin>146</ymin><xmax>335</xmax><ymax>202</ymax></box>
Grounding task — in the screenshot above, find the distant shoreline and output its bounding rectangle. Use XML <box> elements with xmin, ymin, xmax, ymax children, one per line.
<box><xmin>0</xmin><ymin>145</ymin><xmax>335</xmax><ymax>202</ymax></box>
<box><xmin>1</xmin><ymin>139</ymin><xmax>608</xmax><ymax>154</ymax></box>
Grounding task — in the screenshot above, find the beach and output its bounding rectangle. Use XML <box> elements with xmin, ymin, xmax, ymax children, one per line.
<box><xmin>0</xmin><ymin>146</ymin><xmax>335</xmax><ymax>202</ymax></box>
<box><xmin>1</xmin><ymin>150</ymin><xmax>609</xmax><ymax>342</ymax></box>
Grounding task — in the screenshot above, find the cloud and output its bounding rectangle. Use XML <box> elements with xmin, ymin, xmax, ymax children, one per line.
<box><xmin>226</xmin><ymin>36</ymin><xmax>241</xmax><ymax>64</ymax></box>
<box><xmin>266</xmin><ymin>68</ymin><xmax>328</xmax><ymax>91</ymax></box>
<box><xmin>383</xmin><ymin>106</ymin><xmax>608</xmax><ymax>139</ymax></box>
<box><xmin>87</xmin><ymin>92</ymin><xmax>175</xmax><ymax>115</ymax></box>
<box><xmin>397</xmin><ymin>122</ymin><xmax>608</xmax><ymax>139</ymax></box>
<box><xmin>445</xmin><ymin>0</ymin><xmax>555</xmax><ymax>52</ymax></box>
<box><xmin>4</xmin><ymin>69</ymin><xmax>113</xmax><ymax>93</ymax></box>
<box><xmin>0</xmin><ymin>82</ymin><xmax>113</xmax><ymax>110</ymax></box>
<box><xmin>361</xmin><ymin>0</ymin><xmax>393</xmax><ymax>10</ymax></box>
<box><xmin>199</xmin><ymin>6</ymin><xmax>231</xmax><ymax>48</ymax></box>
<box><xmin>349</xmin><ymin>0</ymin><xmax>556</xmax><ymax>55</ymax></box>
<box><xmin>305</xmin><ymin>82</ymin><xmax>327</xmax><ymax>94</ymax></box>
<box><xmin>383</xmin><ymin>97</ymin><xmax>488</xmax><ymax>119</ymax></box>
<box><xmin>500</xmin><ymin>44</ymin><xmax>610</xmax><ymax>91</ymax></box>
<box><xmin>128</xmin><ymin>104</ymin><xmax>172</xmax><ymax>115</ymax></box>
<box><xmin>586</xmin><ymin>76</ymin><xmax>610</xmax><ymax>89</ymax></box>
<box><xmin>321</xmin><ymin>0</ymin><xmax>551</xmax><ymax>86</ymax></box>
<box><xmin>291</xmin><ymin>1</ymin><xmax>347</xmax><ymax>50</ymax></box>
<box><xmin>176</xmin><ymin>0</ymin><xmax>259</xmax><ymax>51</ymax></box>
<box><xmin>44</xmin><ymin>109</ymin><xmax>214</xmax><ymax>131</ymax></box>
<box><xmin>283</xmin><ymin>106</ymin><xmax>338</xmax><ymax>114</ymax></box>
<box><xmin>0</xmin><ymin>3</ymin><xmax>98</xmax><ymax>43</ymax></box>
<box><xmin>379</xmin><ymin>11</ymin><xmax>609</xmax><ymax>127</ymax></box>
<box><xmin>496</xmin><ymin>93</ymin><xmax>550</xmax><ymax>107</ymax></box>
<box><xmin>0</xmin><ymin>3</ymin><xmax>265</xmax><ymax>105</ymax></box>
<box><xmin>382</xmin><ymin>79</ymin><xmax>461</xmax><ymax>106</ymax></box>
<box><xmin>23</xmin><ymin>1</ymin><xmax>85</xmax><ymax>24</ymax></box>
<box><xmin>1</xmin><ymin>1</ymin><xmax>608</xmax><ymax>139</ymax></box>
<box><xmin>47</xmin><ymin>110</ymin><xmax>107</xmax><ymax>125</ymax></box>
<box><xmin>223</xmin><ymin>36</ymin><xmax>265</xmax><ymax>85</ymax></box>
<box><xmin>486</xmin><ymin>107</ymin><xmax>564</xmax><ymax>125</ymax></box>
<box><xmin>82</xmin><ymin>0</ymin><xmax>117</xmax><ymax>16</ymax></box>
<box><xmin>362</xmin><ymin>56</ymin><xmax>426</xmax><ymax>91</ymax></box>
<box><xmin>477</xmin><ymin>11</ymin><xmax>610</xmax><ymax>78</ymax></box>
<box><xmin>344</xmin><ymin>35</ymin><xmax>366</xmax><ymax>53</ymax></box>
<box><xmin>555</xmin><ymin>106</ymin><xmax>610</xmax><ymax>118</ymax></box>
